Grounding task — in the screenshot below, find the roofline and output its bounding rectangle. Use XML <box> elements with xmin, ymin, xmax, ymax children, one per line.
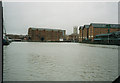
<box><xmin>29</xmin><ymin>27</ymin><xmax>65</xmax><ymax>31</ymax></box>
<box><xmin>83</xmin><ymin>25</ymin><xmax>90</xmax><ymax>29</ymax></box>
<box><xmin>79</xmin><ymin>26</ymin><xmax>84</xmax><ymax>30</ymax></box>
<box><xmin>89</xmin><ymin>23</ymin><xmax>120</xmax><ymax>28</ymax></box>
<box><xmin>90</xmin><ymin>23</ymin><xmax>120</xmax><ymax>25</ymax></box>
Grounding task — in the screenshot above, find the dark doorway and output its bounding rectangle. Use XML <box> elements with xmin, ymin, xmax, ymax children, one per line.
<box><xmin>41</xmin><ymin>37</ymin><xmax>44</xmax><ymax>42</ymax></box>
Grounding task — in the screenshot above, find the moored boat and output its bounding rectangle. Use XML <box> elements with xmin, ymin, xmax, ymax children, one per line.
<box><xmin>3</xmin><ymin>36</ymin><xmax>10</xmax><ymax>45</ymax></box>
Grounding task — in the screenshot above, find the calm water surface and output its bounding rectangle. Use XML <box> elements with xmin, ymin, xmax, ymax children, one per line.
<box><xmin>3</xmin><ymin>42</ymin><xmax>118</xmax><ymax>81</ymax></box>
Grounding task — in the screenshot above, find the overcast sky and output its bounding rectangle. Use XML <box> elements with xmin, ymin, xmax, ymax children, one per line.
<box><xmin>2</xmin><ymin>1</ymin><xmax>118</xmax><ymax>35</ymax></box>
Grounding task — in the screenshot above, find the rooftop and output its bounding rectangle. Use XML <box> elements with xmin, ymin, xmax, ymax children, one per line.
<box><xmin>29</xmin><ymin>27</ymin><xmax>65</xmax><ymax>31</ymax></box>
<box><xmin>83</xmin><ymin>25</ymin><xmax>89</xmax><ymax>29</ymax></box>
<box><xmin>79</xmin><ymin>26</ymin><xmax>84</xmax><ymax>30</ymax></box>
<box><xmin>90</xmin><ymin>23</ymin><xmax>120</xmax><ymax>28</ymax></box>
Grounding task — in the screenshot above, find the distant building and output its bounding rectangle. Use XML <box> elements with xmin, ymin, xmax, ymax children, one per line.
<box><xmin>65</xmin><ymin>34</ymin><xmax>79</xmax><ymax>42</ymax></box>
<box><xmin>28</xmin><ymin>27</ymin><xmax>66</xmax><ymax>42</ymax></box>
<box><xmin>6</xmin><ymin>34</ymin><xmax>26</xmax><ymax>39</ymax></box>
<box><xmin>68</xmin><ymin>26</ymin><xmax>79</xmax><ymax>42</ymax></box>
<box><xmin>89</xmin><ymin>23</ymin><xmax>120</xmax><ymax>41</ymax></box>
<box><xmin>6</xmin><ymin>34</ymin><xmax>27</xmax><ymax>41</ymax></box>
<box><xmin>73</xmin><ymin>26</ymin><xmax>78</xmax><ymax>34</ymax></box>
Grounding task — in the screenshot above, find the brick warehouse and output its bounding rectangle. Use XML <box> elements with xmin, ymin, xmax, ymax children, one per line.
<box><xmin>79</xmin><ymin>25</ymin><xmax>89</xmax><ymax>42</ymax></box>
<box><xmin>79</xmin><ymin>23</ymin><xmax>120</xmax><ymax>42</ymax></box>
<box><xmin>82</xmin><ymin>25</ymin><xmax>89</xmax><ymax>41</ymax></box>
<box><xmin>79</xmin><ymin>26</ymin><xmax>83</xmax><ymax>42</ymax></box>
<box><xmin>89</xmin><ymin>23</ymin><xmax>120</xmax><ymax>41</ymax></box>
<box><xmin>28</xmin><ymin>28</ymin><xmax>66</xmax><ymax>42</ymax></box>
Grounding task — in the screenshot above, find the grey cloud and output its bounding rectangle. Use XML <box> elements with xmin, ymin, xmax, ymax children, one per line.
<box><xmin>3</xmin><ymin>2</ymin><xmax>118</xmax><ymax>35</ymax></box>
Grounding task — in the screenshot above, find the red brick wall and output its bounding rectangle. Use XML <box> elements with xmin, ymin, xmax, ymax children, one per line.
<box><xmin>89</xmin><ymin>26</ymin><xmax>94</xmax><ymax>41</ymax></box>
<box><xmin>88</xmin><ymin>26</ymin><xmax>120</xmax><ymax>41</ymax></box>
<box><xmin>28</xmin><ymin>28</ymin><xmax>65</xmax><ymax>41</ymax></box>
<box><xmin>94</xmin><ymin>28</ymin><xmax>108</xmax><ymax>36</ymax></box>
<box><xmin>83</xmin><ymin>28</ymin><xmax>87</xmax><ymax>40</ymax></box>
<box><xmin>79</xmin><ymin>29</ymin><xmax>82</xmax><ymax>42</ymax></box>
<box><xmin>110</xmin><ymin>28</ymin><xmax>120</xmax><ymax>33</ymax></box>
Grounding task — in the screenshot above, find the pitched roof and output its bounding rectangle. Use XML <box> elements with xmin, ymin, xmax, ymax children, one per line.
<box><xmin>90</xmin><ymin>23</ymin><xmax>120</xmax><ymax>28</ymax></box>
<box><xmin>83</xmin><ymin>25</ymin><xmax>89</xmax><ymax>28</ymax></box>
<box><xmin>79</xmin><ymin>26</ymin><xmax>84</xmax><ymax>30</ymax></box>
